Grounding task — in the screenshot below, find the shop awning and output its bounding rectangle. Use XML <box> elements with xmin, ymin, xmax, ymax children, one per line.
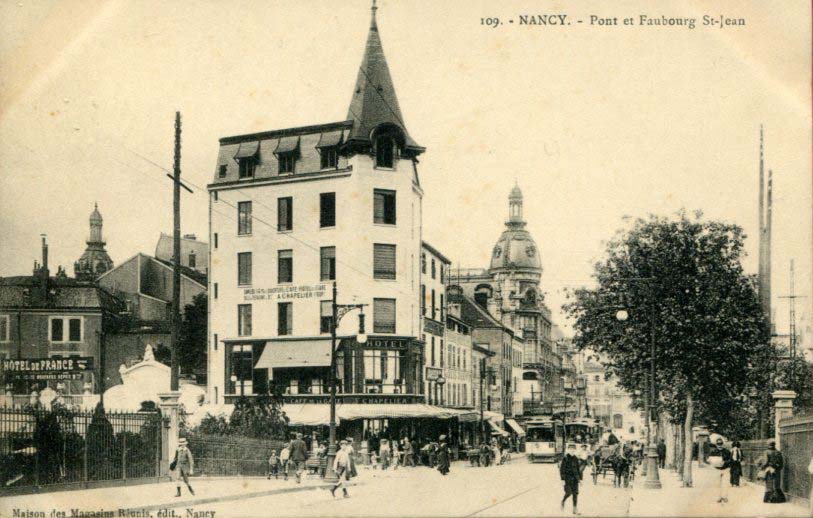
<box><xmin>283</xmin><ymin>404</ymin><xmax>332</xmax><ymax>426</ymax></box>
<box><xmin>488</xmin><ymin>420</ymin><xmax>509</xmax><ymax>437</ymax></box>
<box><xmin>316</xmin><ymin>130</ymin><xmax>344</xmax><ymax>148</ymax></box>
<box><xmin>454</xmin><ymin>410</ymin><xmax>481</xmax><ymax>423</ymax></box>
<box><xmin>234</xmin><ymin>141</ymin><xmax>260</xmax><ymax>159</ymax></box>
<box><xmin>255</xmin><ymin>340</ymin><xmax>332</xmax><ymax>369</ymax></box>
<box><xmin>483</xmin><ymin>410</ymin><xmax>504</xmax><ymax>422</ymax></box>
<box><xmin>274</xmin><ymin>136</ymin><xmax>300</xmax><ymax>154</ymax></box>
<box><xmin>339</xmin><ymin>404</ymin><xmax>457</xmax><ymax>421</ymax></box>
<box><xmin>505</xmin><ymin>418</ymin><xmax>526</xmax><ymax>437</ymax></box>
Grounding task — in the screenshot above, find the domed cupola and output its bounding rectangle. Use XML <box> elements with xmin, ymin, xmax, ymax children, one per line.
<box><xmin>489</xmin><ymin>184</ymin><xmax>542</xmax><ymax>272</ymax></box>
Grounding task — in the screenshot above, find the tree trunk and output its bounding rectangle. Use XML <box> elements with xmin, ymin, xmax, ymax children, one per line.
<box><xmin>675</xmin><ymin>423</ymin><xmax>683</xmax><ymax>478</ymax></box>
<box><xmin>682</xmin><ymin>392</ymin><xmax>694</xmax><ymax>487</ymax></box>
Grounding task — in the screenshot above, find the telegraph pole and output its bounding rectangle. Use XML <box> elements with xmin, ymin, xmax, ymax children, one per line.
<box><xmin>168</xmin><ymin>112</ymin><xmax>192</xmax><ymax>391</ymax></box>
<box><xmin>778</xmin><ymin>260</ymin><xmax>806</xmax><ymax>388</ymax></box>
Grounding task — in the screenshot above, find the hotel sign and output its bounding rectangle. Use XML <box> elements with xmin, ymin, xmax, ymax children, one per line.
<box><xmin>2</xmin><ymin>357</ymin><xmax>94</xmax><ymax>381</ymax></box>
<box><xmin>244</xmin><ymin>284</ymin><xmax>327</xmax><ymax>302</ymax></box>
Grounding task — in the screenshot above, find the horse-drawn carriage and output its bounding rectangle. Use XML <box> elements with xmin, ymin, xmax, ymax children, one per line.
<box><xmin>590</xmin><ymin>444</ymin><xmax>637</xmax><ymax>488</ymax></box>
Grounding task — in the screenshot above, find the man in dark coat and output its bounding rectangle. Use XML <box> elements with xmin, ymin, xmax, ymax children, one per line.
<box><xmin>657</xmin><ymin>439</ymin><xmax>667</xmax><ymax>469</ymax></box>
<box><xmin>289</xmin><ymin>432</ymin><xmax>309</xmax><ymax>483</ymax></box>
<box><xmin>760</xmin><ymin>441</ymin><xmax>786</xmax><ymax>503</ymax></box>
<box><xmin>606</xmin><ymin>431</ymin><xmax>619</xmax><ymax>446</ymax></box>
<box><xmin>560</xmin><ymin>444</ymin><xmax>582</xmax><ymax>515</ymax></box>
<box><xmin>437</xmin><ymin>435</ymin><xmax>451</xmax><ymax>476</ymax></box>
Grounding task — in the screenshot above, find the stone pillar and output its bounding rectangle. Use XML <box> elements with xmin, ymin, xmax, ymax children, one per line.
<box><xmin>158</xmin><ymin>391</ymin><xmax>182</xmax><ymax>477</ymax></box>
<box><xmin>771</xmin><ymin>390</ymin><xmax>796</xmax><ymax>450</ymax></box>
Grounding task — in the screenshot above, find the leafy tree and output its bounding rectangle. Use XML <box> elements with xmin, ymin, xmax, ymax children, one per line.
<box><xmin>564</xmin><ymin>211</ymin><xmax>771</xmax><ymax>487</ymax></box>
<box><xmin>229</xmin><ymin>383</ymin><xmax>289</xmax><ymax>440</ymax></box>
<box><xmin>179</xmin><ymin>293</ymin><xmax>207</xmax><ymax>376</ymax></box>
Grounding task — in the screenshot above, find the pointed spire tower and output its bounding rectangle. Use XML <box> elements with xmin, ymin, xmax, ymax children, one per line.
<box><xmin>345</xmin><ymin>0</ymin><xmax>424</xmax><ymax>157</ymax></box>
<box><xmin>74</xmin><ymin>203</ymin><xmax>114</xmax><ymax>281</ymax></box>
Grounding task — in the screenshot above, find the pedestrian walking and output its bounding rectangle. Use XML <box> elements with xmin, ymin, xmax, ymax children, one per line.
<box><xmin>170</xmin><ymin>438</ymin><xmax>195</xmax><ymax>497</ymax></box>
<box><xmin>729</xmin><ymin>441</ymin><xmax>743</xmax><ymax>487</ymax></box>
<box><xmin>379</xmin><ymin>438</ymin><xmax>391</xmax><ymax>470</ymax></box>
<box><xmin>560</xmin><ymin>444</ymin><xmax>582</xmax><ymax>515</ymax></box>
<box><xmin>491</xmin><ymin>438</ymin><xmax>502</xmax><ymax>466</ymax></box>
<box><xmin>280</xmin><ymin>443</ymin><xmax>291</xmax><ymax>481</ymax></box>
<box><xmin>577</xmin><ymin>444</ymin><xmax>590</xmax><ymax>476</ymax></box>
<box><xmin>403</xmin><ymin>438</ymin><xmax>415</xmax><ymax>467</ymax></box>
<box><xmin>657</xmin><ymin>439</ymin><xmax>666</xmax><ymax>469</ymax></box>
<box><xmin>391</xmin><ymin>440</ymin><xmax>400</xmax><ymax>470</ymax></box>
<box><xmin>346</xmin><ymin>437</ymin><xmax>358</xmax><ymax>478</ymax></box>
<box><xmin>707</xmin><ymin>437</ymin><xmax>732</xmax><ymax>503</ymax></box>
<box><xmin>330</xmin><ymin>440</ymin><xmax>351</xmax><ymax>498</ymax></box>
<box><xmin>437</xmin><ymin>435</ymin><xmax>451</xmax><ymax>476</ymax></box>
<box><xmin>290</xmin><ymin>432</ymin><xmax>308</xmax><ymax>483</ymax></box>
<box><xmin>267</xmin><ymin>450</ymin><xmax>280</xmax><ymax>479</ymax></box>
<box><xmin>758</xmin><ymin>441</ymin><xmax>786</xmax><ymax>503</ymax></box>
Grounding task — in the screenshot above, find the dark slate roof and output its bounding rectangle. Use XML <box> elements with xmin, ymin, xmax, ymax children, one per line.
<box><xmin>345</xmin><ymin>6</ymin><xmax>422</xmax><ymax>153</ymax></box>
<box><xmin>454</xmin><ymin>293</ymin><xmax>511</xmax><ymax>333</ymax></box>
<box><xmin>154</xmin><ymin>258</ymin><xmax>208</xmax><ymax>286</ymax></box>
<box><xmin>0</xmin><ymin>276</ymin><xmax>125</xmax><ymax>312</ymax></box>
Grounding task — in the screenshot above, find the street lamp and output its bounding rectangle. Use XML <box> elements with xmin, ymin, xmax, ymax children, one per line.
<box><xmin>436</xmin><ymin>375</ymin><xmax>446</xmax><ymax>406</ymax></box>
<box><xmin>615</xmin><ymin>295</ymin><xmax>661</xmax><ymax>489</ymax></box>
<box><xmin>324</xmin><ymin>281</ymin><xmax>367</xmax><ymax>484</ymax></box>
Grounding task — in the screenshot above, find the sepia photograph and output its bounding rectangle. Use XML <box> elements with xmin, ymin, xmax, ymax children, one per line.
<box><xmin>0</xmin><ymin>0</ymin><xmax>811</xmax><ymax>516</ymax></box>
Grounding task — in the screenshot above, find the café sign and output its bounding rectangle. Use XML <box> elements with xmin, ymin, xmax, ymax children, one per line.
<box><xmin>244</xmin><ymin>284</ymin><xmax>327</xmax><ymax>302</ymax></box>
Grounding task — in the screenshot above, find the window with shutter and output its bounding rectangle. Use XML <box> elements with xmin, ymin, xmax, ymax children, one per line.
<box><xmin>68</xmin><ymin>318</ymin><xmax>82</xmax><ymax>342</ymax></box>
<box><xmin>278</xmin><ymin>302</ymin><xmax>293</xmax><ymax>335</ymax></box>
<box><xmin>278</xmin><ymin>250</ymin><xmax>293</xmax><ymax>283</ymax></box>
<box><xmin>320</xmin><ymin>301</ymin><xmax>333</xmax><ymax>334</ymax></box>
<box><xmin>373</xmin><ymin>298</ymin><xmax>396</xmax><ymax>333</ymax></box>
<box><xmin>238</xmin><ymin>252</ymin><xmax>252</xmax><ymax>286</ymax></box>
<box><xmin>238</xmin><ymin>304</ymin><xmax>252</xmax><ymax>336</ymax></box>
<box><xmin>238</xmin><ymin>201</ymin><xmax>252</xmax><ymax>235</ymax></box>
<box><xmin>320</xmin><ymin>246</ymin><xmax>336</xmax><ymax>281</ymax></box>
<box><xmin>373</xmin><ymin>244</ymin><xmax>396</xmax><ymax>280</ymax></box>
<box><xmin>277</xmin><ymin>197</ymin><xmax>293</xmax><ymax>231</ymax></box>
<box><xmin>51</xmin><ymin>319</ymin><xmax>63</xmax><ymax>342</ymax></box>
<box><xmin>373</xmin><ymin>189</ymin><xmax>396</xmax><ymax>225</ymax></box>
<box><xmin>320</xmin><ymin>193</ymin><xmax>336</xmax><ymax>228</ymax></box>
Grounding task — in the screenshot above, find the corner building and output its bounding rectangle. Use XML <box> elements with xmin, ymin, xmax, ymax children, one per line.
<box><xmin>207</xmin><ymin>6</ymin><xmax>426</xmax><ymax>409</ymax></box>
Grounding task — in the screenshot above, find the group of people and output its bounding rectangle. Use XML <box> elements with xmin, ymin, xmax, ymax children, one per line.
<box><xmin>266</xmin><ymin>432</ymin><xmax>312</xmax><ymax>483</ymax></box>
<box><xmin>707</xmin><ymin>437</ymin><xmax>787</xmax><ymax>505</ymax></box>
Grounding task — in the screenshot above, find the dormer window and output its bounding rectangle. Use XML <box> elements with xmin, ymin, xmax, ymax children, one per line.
<box><xmin>234</xmin><ymin>141</ymin><xmax>260</xmax><ymax>179</ymax></box>
<box><xmin>317</xmin><ymin>130</ymin><xmax>343</xmax><ymax>170</ymax></box>
<box><xmin>320</xmin><ymin>147</ymin><xmax>338</xmax><ymax>169</ymax></box>
<box><xmin>189</xmin><ymin>250</ymin><xmax>196</xmax><ymax>269</ymax></box>
<box><xmin>375</xmin><ymin>135</ymin><xmax>394</xmax><ymax>168</ymax></box>
<box><xmin>274</xmin><ymin>136</ymin><xmax>300</xmax><ymax>175</ymax></box>
<box><xmin>218</xmin><ymin>164</ymin><xmax>227</xmax><ymax>178</ymax></box>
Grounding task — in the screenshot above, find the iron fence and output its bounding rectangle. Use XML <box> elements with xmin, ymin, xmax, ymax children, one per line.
<box><xmin>740</xmin><ymin>438</ymin><xmax>770</xmax><ymax>483</ymax></box>
<box><xmin>0</xmin><ymin>404</ymin><xmax>165</xmax><ymax>493</ymax></box>
<box><xmin>779</xmin><ymin>412</ymin><xmax>813</xmax><ymax>506</ymax></box>
<box><xmin>186</xmin><ymin>433</ymin><xmax>288</xmax><ymax>477</ymax></box>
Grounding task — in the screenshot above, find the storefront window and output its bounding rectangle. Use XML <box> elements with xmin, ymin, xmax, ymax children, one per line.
<box><xmin>363</xmin><ymin>349</ymin><xmax>405</xmax><ymax>394</ymax></box>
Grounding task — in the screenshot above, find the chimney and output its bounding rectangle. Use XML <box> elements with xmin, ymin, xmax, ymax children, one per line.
<box><xmin>40</xmin><ymin>234</ymin><xmax>50</xmax><ymax>297</ymax></box>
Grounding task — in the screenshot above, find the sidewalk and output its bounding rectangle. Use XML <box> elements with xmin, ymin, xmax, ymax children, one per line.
<box><xmin>0</xmin><ymin>473</ymin><xmax>357</xmax><ymax>515</ymax></box>
<box><xmin>627</xmin><ymin>462</ymin><xmax>808</xmax><ymax>517</ymax></box>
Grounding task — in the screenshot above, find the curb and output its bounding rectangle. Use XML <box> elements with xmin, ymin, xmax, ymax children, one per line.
<box><xmin>122</xmin><ymin>480</ymin><xmax>364</xmax><ymax>513</ymax></box>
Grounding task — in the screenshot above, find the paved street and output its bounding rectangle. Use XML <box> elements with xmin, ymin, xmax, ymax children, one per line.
<box><xmin>2</xmin><ymin>458</ymin><xmax>809</xmax><ymax>517</ymax></box>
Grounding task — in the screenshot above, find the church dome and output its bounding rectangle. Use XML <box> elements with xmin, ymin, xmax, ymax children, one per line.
<box><xmin>489</xmin><ymin>185</ymin><xmax>542</xmax><ymax>272</ymax></box>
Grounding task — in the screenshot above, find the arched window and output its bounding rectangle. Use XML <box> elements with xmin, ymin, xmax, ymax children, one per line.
<box><xmin>375</xmin><ymin>135</ymin><xmax>394</xmax><ymax>168</ymax></box>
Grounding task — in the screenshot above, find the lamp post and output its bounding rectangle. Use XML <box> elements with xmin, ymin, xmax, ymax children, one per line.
<box><xmin>437</xmin><ymin>375</ymin><xmax>446</xmax><ymax>407</ymax></box>
<box><xmin>324</xmin><ymin>281</ymin><xmax>367</xmax><ymax>484</ymax></box>
<box><xmin>616</xmin><ymin>302</ymin><xmax>661</xmax><ymax>489</ymax></box>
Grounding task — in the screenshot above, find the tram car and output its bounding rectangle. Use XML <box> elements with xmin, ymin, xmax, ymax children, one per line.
<box><xmin>525</xmin><ymin>417</ymin><xmax>564</xmax><ymax>463</ymax></box>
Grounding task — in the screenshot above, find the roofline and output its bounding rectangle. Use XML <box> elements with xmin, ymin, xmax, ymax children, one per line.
<box><xmin>421</xmin><ymin>241</ymin><xmax>452</xmax><ymax>265</ymax></box>
<box><xmin>98</xmin><ymin>252</ymin><xmax>206</xmax><ymax>289</ymax></box>
<box><xmin>219</xmin><ymin>120</ymin><xmax>354</xmax><ymax>145</ymax></box>
<box><xmin>472</xmin><ymin>344</ymin><xmax>495</xmax><ymax>356</ymax></box>
<box><xmin>158</xmin><ymin>232</ymin><xmax>208</xmax><ymax>245</ymax></box>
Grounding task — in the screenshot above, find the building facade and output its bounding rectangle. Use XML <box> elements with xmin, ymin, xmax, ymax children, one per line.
<box><xmin>1</xmin><ymin>237</ymin><xmax>124</xmax><ymax>402</ymax></box>
<box><xmin>454</xmin><ymin>186</ymin><xmax>562</xmax><ymax>417</ymax></box>
<box><xmin>421</xmin><ymin>242</ymin><xmax>450</xmax><ymax>405</ymax></box>
<box><xmin>583</xmin><ymin>357</ymin><xmax>644</xmax><ymax>441</ymax></box>
<box><xmin>207</xmin><ymin>4</ymin><xmax>426</xmax><ymax>407</ymax></box>
<box><xmin>445</xmin><ymin>300</ymin><xmax>474</xmax><ymax>409</ymax></box>
<box><xmin>155</xmin><ymin>233</ymin><xmax>209</xmax><ymax>276</ymax></box>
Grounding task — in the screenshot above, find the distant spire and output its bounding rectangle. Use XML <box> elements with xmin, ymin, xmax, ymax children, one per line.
<box><xmin>371</xmin><ymin>0</ymin><xmax>378</xmax><ymax>29</ymax></box>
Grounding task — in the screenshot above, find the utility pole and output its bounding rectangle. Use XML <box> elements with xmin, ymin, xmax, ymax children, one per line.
<box><xmin>778</xmin><ymin>259</ymin><xmax>806</xmax><ymax>389</ymax></box>
<box><xmin>168</xmin><ymin>112</ymin><xmax>193</xmax><ymax>391</ymax></box>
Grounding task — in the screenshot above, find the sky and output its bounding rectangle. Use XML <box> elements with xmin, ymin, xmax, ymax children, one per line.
<box><xmin>0</xmin><ymin>0</ymin><xmax>810</xmax><ymax>343</ymax></box>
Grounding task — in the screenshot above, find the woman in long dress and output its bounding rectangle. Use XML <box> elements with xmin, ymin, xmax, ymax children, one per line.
<box><xmin>729</xmin><ymin>441</ymin><xmax>743</xmax><ymax>487</ymax></box>
<box><xmin>759</xmin><ymin>441</ymin><xmax>785</xmax><ymax>503</ymax></box>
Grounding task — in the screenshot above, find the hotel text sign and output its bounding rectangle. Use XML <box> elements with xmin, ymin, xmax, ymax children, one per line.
<box><xmin>2</xmin><ymin>357</ymin><xmax>94</xmax><ymax>381</ymax></box>
<box><xmin>244</xmin><ymin>284</ymin><xmax>327</xmax><ymax>301</ymax></box>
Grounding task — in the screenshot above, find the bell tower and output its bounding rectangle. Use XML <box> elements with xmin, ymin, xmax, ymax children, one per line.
<box><xmin>74</xmin><ymin>203</ymin><xmax>114</xmax><ymax>281</ymax></box>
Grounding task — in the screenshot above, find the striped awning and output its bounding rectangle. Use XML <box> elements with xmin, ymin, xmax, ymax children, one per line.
<box><xmin>274</xmin><ymin>136</ymin><xmax>300</xmax><ymax>154</ymax></box>
<box><xmin>255</xmin><ymin>340</ymin><xmax>332</xmax><ymax>369</ymax></box>
<box><xmin>505</xmin><ymin>418</ymin><xmax>526</xmax><ymax>436</ymax></box>
<box><xmin>234</xmin><ymin>141</ymin><xmax>260</xmax><ymax>159</ymax></box>
<box><xmin>316</xmin><ymin>130</ymin><xmax>344</xmax><ymax>148</ymax></box>
<box><xmin>488</xmin><ymin>420</ymin><xmax>509</xmax><ymax>437</ymax></box>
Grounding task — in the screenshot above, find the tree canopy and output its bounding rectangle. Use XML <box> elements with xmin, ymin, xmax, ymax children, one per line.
<box><xmin>564</xmin><ymin>212</ymin><xmax>772</xmax><ymax>438</ymax></box>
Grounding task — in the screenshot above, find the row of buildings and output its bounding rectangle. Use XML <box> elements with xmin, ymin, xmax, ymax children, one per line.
<box><xmin>0</xmin><ymin>2</ymin><xmax>628</xmax><ymax>441</ymax></box>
